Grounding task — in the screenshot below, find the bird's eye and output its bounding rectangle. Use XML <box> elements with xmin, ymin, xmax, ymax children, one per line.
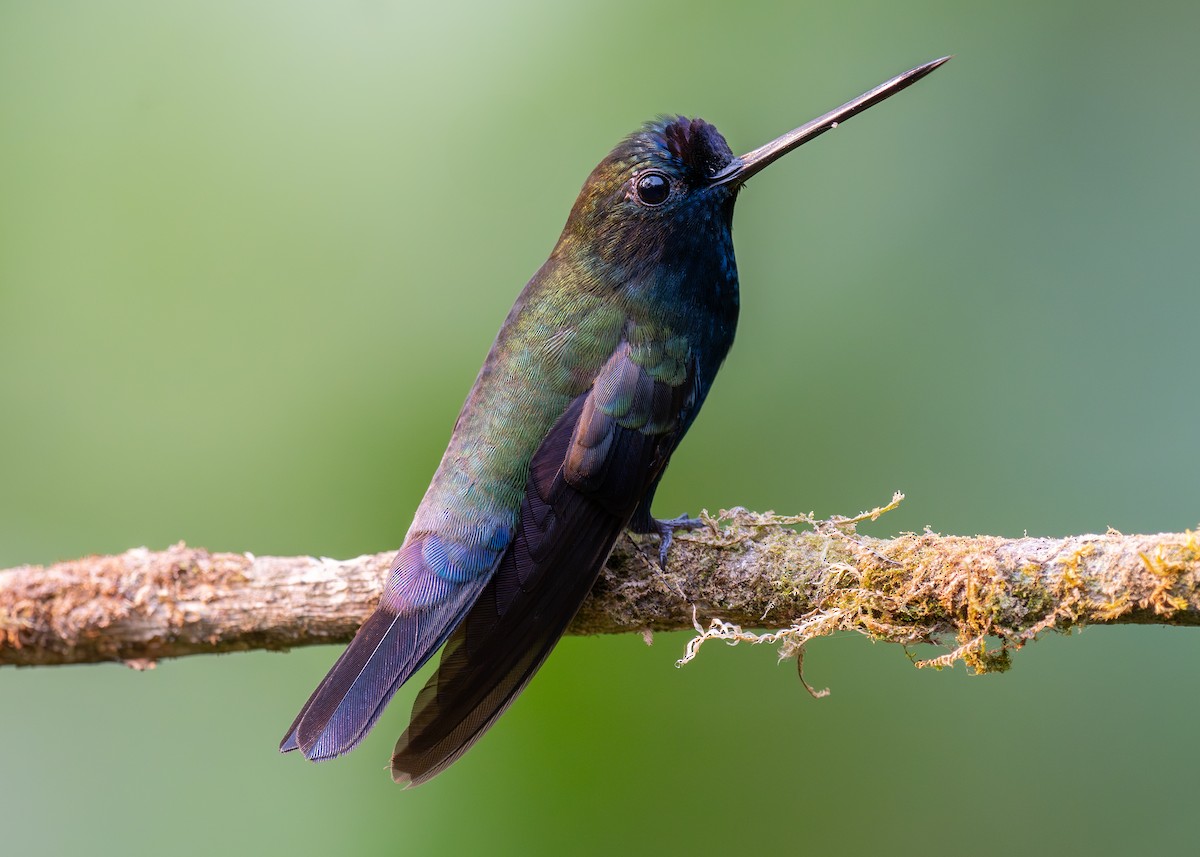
<box><xmin>634</xmin><ymin>171</ymin><xmax>671</xmax><ymax>206</ymax></box>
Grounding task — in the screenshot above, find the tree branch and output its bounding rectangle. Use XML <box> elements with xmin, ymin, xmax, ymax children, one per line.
<box><xmin>3</xmin><ymin>496</ymin><xmax>1198</xmax><ymax>672</ymax></box>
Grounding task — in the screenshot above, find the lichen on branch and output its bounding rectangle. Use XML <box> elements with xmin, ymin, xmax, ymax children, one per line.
<box><xmin>628</xmin><ymin>494</ymin><xmax>1200</xmax><ymax>675</ymax></box>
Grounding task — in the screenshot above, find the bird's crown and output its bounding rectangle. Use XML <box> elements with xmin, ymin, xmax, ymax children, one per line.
<box><xmin>617</xmin><ymin>116</ymin><xmax>734</xmax><ymax>183</ymax></box>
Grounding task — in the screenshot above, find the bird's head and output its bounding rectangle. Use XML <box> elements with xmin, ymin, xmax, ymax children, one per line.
<box><xmin>555</xmin><ymin>116</ymin><xmax>739</xmax><ymax>276</ymax></box>
<box><xmin>550</xmin><ymin>56</ymin><xmax>950</xmax><ymax>281</ymax></box>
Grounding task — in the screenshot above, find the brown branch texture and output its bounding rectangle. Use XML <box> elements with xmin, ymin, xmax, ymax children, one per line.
<box><xmin>2</xmin><ymin>495</ymin><xmax>1198</xmax><ymax>673</ymax></box>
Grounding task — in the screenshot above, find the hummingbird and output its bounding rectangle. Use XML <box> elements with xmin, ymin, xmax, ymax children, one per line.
<box><xmin>281</xmin><ymin>57</ymin><xmax>948</xmax><ymax>786</ymax></box>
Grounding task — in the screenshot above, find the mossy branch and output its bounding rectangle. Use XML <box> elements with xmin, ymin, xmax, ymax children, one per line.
<box><xmin>2</xmin><ymin>494</ymin><xmax>1198</xmax><ymax>672</ymax></box>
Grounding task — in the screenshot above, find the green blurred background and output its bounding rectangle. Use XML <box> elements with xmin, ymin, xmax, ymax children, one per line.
<box><xmin>2</xmin><ymin>2</ymin><xmax>1198</xmax><ymax>854</ymax></box>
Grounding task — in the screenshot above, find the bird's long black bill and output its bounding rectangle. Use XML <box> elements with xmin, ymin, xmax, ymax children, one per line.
<box><xmin>708</xmin><ymin>55</ymin><xmax>950</xmax><ymax>187</ymax></box>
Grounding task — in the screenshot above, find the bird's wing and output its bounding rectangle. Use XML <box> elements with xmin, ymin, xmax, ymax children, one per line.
<box><xmin>390</xmin><ymin>336</ymin><xmax>697</xmax><ymax>785</ymax></box>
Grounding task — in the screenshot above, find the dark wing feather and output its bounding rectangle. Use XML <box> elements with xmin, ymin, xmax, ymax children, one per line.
<box><xmin>390</xmin><ymin>339</ymin><xmax>695</xmax><ymax>785</ymax></box>
<box><xmin>279</xmin><ymin>532</ymin><xmax>500</xmax><ymax>760</ymax></box>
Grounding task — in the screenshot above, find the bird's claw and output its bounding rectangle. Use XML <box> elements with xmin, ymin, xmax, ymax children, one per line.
<box><xmin>649</xmin><ymin>513</ymin><xmax>701</xmax><ymax>569</ymax></box>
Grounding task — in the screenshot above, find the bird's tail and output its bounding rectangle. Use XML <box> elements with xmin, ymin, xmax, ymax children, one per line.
<box><xmin>280</xmin><ymin>535</ymin><xmax>487</xmax><ymax>761</ymax></box>
<box><xmin>279</xmin><ymin>607</ymin><xmax>422</xmax><ymax>759</ymax></box>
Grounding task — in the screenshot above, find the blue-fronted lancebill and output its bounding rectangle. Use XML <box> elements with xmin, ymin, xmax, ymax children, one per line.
<box><xmin>280</xmin><ymin>57</ymin><xmax>949</xmax><ymax>786</ymax></box>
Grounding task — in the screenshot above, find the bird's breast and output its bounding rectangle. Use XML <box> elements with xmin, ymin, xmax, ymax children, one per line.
<box><xmin>406</xmin><ymin>286</ymin><xmax>625</xmax><ymax>546</ymax></box>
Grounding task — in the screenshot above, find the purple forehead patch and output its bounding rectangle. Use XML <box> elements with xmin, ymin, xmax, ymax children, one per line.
<box><xmin>657</xmin><ymin>117</ymin><xmax>733</xmax><ymax>176</ymax></box>
<box><xmin>621</xmin><ymin>116</ymin><xmax>735</xmax><ymax>181</ymax></box>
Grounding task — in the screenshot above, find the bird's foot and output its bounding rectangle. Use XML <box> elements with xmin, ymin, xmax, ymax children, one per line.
<box><xmin>630</xmin><ymin>513</ymin><xmax>702</xmax><ymax>569</ymax></box>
